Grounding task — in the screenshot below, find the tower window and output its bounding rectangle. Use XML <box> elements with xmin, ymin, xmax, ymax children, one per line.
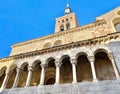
<box><xmin>66</xmin><ymin>18</ymin><xmax>68</xmax><ymax>21</ymax></box>
<box><xmin>62</xmin><ymin>20</ymin><xmax>64</xmax><ymax>23</ymax></box>
<box><xmin>115</xmin><ymin>23</ymin><xmax>120</xmax><ymax>32</ymax></box>
<box><xmin>60</xmin><ymin>25</ymin><xmax>64</xmax><ymax>31</ymax></box>
<box><xmin>66</xmin><ymin>23</ymin><xmax>70</xmax><ymax>30</ymax></box>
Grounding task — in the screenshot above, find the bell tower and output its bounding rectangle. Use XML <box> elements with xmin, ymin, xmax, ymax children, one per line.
<box><xmin>55</xmin><ymin>3</ymin><xmax>78</xmax><ymax>33</ymax></box>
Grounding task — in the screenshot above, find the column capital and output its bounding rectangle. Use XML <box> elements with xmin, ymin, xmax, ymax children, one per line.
<box><xmin>108</xmin><ymin>53</ymin><xmax>114</xmax><ymax>60</ymax></box>
<box><xmin>70</xmin><ymin>58</ymin><xmax>77</xmax><ymax>65</ymax></box>
<box><xmin>55</xmin><ymin>63</ymin><xmax>61</xmax><ymax>67</ymax></box>
<box><xmin>5</xmin><ymin>70</ymin><xmax>12</xmax><ymax>75</ymax></box>
<box><xmin>40</xmin><ymin>64</ymin><xmax>47</xmax><ymax>69</ymax></box>
<box><xmin>87</xmin><ymin>56</ymin><xmax>95</xmax><ymax>62</ymax></box>
<box><xmin>28</xmin><ymin>66</ymin><xmax>34</xmax><ymax>71</ymax></box>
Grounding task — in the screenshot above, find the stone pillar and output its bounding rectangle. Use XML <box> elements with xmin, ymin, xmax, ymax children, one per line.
<box><xmin>12</xmin><ymin>68</ymin><xmax>22</xmax><ymax>88</ymax></box>
<box><xmin>55</xmin><ymin>60</ymin><xmax>61</xmax><ymax>85</ymax></box>
<box><xmin>108</xmin><ymin>53</ymin><xmax>120</xmax><ymax>79</ymax></box>
<box><xmin>71</xmin><ymin>58</ymin><xmax>77</xmax><ymax>83</ymax></box>
<box><xmin>1</xmin><ymin>70</ymin><xmax>11</xmax><ymax>90</ymax></box>
<box><xmin>88</xmin><ymin>56</ymin><xmax>97</xmax><ymax>82</ymax></box>
<box><xmin>25</xmin><ymin>66</ymin><xmax>33</xmax><ymax>87</ymax></box>
<box><xmin>39</xmin><ymin>64</ymin><xmax>46</xmax><ymax>85</ymax></box>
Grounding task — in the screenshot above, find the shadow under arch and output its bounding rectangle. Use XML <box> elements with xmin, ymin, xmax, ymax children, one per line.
<box><xmin>6</xmin><ymin>64</ymin><xmax>17</xmax><ymax>89</ymax></box>
<box><xmin>60</xmin><ymin>55</ymin><xmax>72</xmax><ymax>84</ymax></box>
<box><xmin>76</xmin><ymin>53</ymin><xmax>93</xmax><ymax>82</ymax></box>
<box><xmin>44</xmin><ymin>57</ymin><xmax>56</xmax><ymax>85</ymax></box>
<box><xmin>17</xmin><ymin>62</ymin><xmax>29</xmax><ymax>87</ymax></box>
<box><xmin>94</xmin><ymin>50</ymin><xmax>116</xmax><ymax>81</ymax></box>
<box><xmin>30</xmin><ymin>60</ymin><xmax>41</xmax><ymax>86</ymax></box>
<box><xmin>0</xmin><ymin>66</ymin><xmax>7</xmax><ymax>88</ymax></box>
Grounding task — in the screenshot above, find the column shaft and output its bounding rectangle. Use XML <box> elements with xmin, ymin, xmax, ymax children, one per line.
<box><xmin>1</xmin><ymin>71</ymin><xmax>10</xmax><ymax>90</ymax></box>
<box><xmin>39</xmin><ymin>64</ymin><xmax>46</xmax><ymax>85</ymax></box>
<box><xmin>25</xmin><ymin>66</ymin><xmax>33</xmax><ymax>87</ymax></box>
<box><xmin>90</xmin><ymin>61</ymin><xmax>97</xmax><ymax>82</ymax></box>
<box><xmin>111</xmin><ymin>59</ymin><xmax>120</xmax><ymax>79</ymax></box>
<box><xmin>12</xmin><ymin>68</ymin><xmax>21</xmax><ymax>88</ymax></box>
<box><xmin>55</xmin><ymin>62</ymin><xmax>61</xmax><ymax>84</ymax></box>
<box><xmin>71</xmin><ymin>59</ymin><xmax>77</xmax><ymax>83</ymax></box>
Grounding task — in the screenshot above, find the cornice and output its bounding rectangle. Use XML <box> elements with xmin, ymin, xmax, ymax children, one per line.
<box><xmin>0</xmin><ymin>32</ymin><xmax>120</xmax><ymax>63</ymax></box>
<box><xmin>12</xmin><ymin>19</ymin><xmax>106</xmax><ymax>48</ymax></box>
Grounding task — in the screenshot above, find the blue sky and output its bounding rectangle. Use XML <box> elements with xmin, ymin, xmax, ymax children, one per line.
<box><xmin>0</xmin><ymin>0</ymin><xmax>120</xmax><ymax>58</ymax></box>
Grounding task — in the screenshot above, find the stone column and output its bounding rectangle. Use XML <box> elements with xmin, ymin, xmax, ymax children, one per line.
<box><xmin>1</xmin><ymin>70</ymin><xmax>11</xmax><ymax>90</ymax></box>
<box><xmin>12</xmin><ymin>68</ymin><xmax>22</xmax><ymax>88</ymax></box>
<box><xmin>71</xmin><ymin>58</ymin><xmax>77</xmax><ymax>83</ymax></box>
<box><xmin>55</xmin><ymin>60</ymin><xmax>61</xmax><ymax>85</ymax></box>
<box><xmin>39</xmin><ymin>64</ymin><xmax>46</xmax><ymax>85</ymax></box>
<box><xmin>25</xmin><ymin>66</ymin><xmax>33</xmax><ymax>87</ymax></box>
<box><xmin>88</xmin><ymin>56</ymin><xmax>97</xmax><ymax>82</ymax></box>
<box><xmin>108</xmin><ymin>53</ymin><xmax>120</xmax><ymax>79</ymax></box>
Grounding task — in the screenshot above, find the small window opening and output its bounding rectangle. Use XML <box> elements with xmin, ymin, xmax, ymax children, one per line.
<box><xmin>66</xmin><ymin>23</ymin><xmax>70</xmax><ymax>30</ymax></box>
<box><xmin>60</xmin><ymin>25</ymin><xmax>64</xmax><ymax>31</ymax></box>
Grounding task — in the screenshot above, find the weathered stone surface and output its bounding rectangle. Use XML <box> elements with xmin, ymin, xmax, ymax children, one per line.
<box><xmin>109</xmin><ymin>41</ymin><xmax>120</xmax><ymax>73</ymax></box>
<box><xmin>2</xmin><ymin>80</ymin><xmax>120</xmax><ymax>94</ymax></box>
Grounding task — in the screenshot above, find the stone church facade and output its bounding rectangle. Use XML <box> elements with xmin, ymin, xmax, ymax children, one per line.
<box><xmin>0</xmin><ymin>4</ymin><xmax>120</xmax><ymax>94</ymax></box>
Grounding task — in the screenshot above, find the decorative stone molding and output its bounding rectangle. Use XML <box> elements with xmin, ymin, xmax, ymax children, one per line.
<box><xmin>28</xmin><ymin>66</ymin><xmax>34</xmax><ymax>71</ymax></box>
<box><xmin>55</xmin><ymin>62</ymin><xmax>61</xmax><ymax>67</ymax></box>
<box><xmin>70</xmin><ymin>58</ymin><xmax>77</xmax><ymax>65</ymax></box>
<box><xmin>0</xmin><ymin>32</ymin><xmax>120</xmax><ymax>63</ymax></box>
<box><xmin>108</xmin><ymin>53</ymin><xmax>114</xmax><ymax>60</ymax></box>
<box><xmin>12</xmin><ymin>20</ymin><xmax>106</xmax><ymax>48</ymax></box>
<box><xmin>40</xmin><ymin>64</ymin><xmax>47</xmax><ymax>69</ymax></box>
<box><xmin>87</xmin><ymin>56</ymin><xmax>95</xmax><ymax>62</ymax></box>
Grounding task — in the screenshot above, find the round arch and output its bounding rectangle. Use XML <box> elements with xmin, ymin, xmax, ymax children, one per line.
<box><xmin>6</xmin><ymin>64</ymin><xmax>17</xmax><ymax>88</ymax></box>
<box><xmin>60</xmin><ymin>55</ymin><xmax>72</xmax><ymax>84</ymax></box>
<box><xmin>93</xmin><ymin>46</ymin><xmax>111</xmax><ymax>56</ymax></box>
<box><xmin>44</xmin><ymin>57</ymin><xmax>56</xmax><ymax>85</ymax></box>
<box><xmin>17</xmin><ymin>62</ymin><xmax>29</xmax><ymax>87</ymax></box>
<box><xmin>53</xmin><ymin>40</ymin><xmax>63</xmax><ymax>46</ymax></box>
<box><xmin>94</xmin><ymin>51</ymin><xmax>116</xmax><ymax>81</ymax></box>
<box><xmin>30</xmin><ymin>60</ymin><xmax>41</xmax><ymax>86</ymax></box>
<box><xmin>43</xmin><ymin>42</ymin><xmax>52</xmax><ymax>49</ymax></box>
<box><xmin>76</xmin><ymin>54</ymin><xmax>93</xmax><ymax>82</ymax></box>
<box><xmin>112</xmin><ymin>17</ymin><xmax>120</xmax><ymax>32</ymax></box>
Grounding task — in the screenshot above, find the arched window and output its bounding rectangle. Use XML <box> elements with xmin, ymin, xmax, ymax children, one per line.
<box><xmin>66</xmin><ymin>23</ymin><xmax>70</xmax><ymax>30</ymax></box>
<box><xmin>115</xmin><ymin>23</ymin><xmax>120</xmax><ymax>32</ymax></box>
<box><xmin>60</xmin><ymin>25</ymin><xmax>64</xmax><ymax>31</ymax></box>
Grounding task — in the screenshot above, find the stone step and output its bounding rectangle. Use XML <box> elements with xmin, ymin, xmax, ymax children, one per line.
<box><xmin>1</xmin><ymin>80</ymin><xmax>120</xmax><ymax>94</ymax></box>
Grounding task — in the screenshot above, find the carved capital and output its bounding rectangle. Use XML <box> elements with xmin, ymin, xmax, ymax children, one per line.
<box><xmin>40</xmin><ymin>64</ymin><xmax>47</xmax><ymax>69</ymax></box>
<box><xmin>87</xmin><ymin>56</ymin><xmax>95</xmax><ymax>62</ymax></box>
<box><xmin>70</xmin><ymin>58</ymin><xmax>77</xmax><ymax>65</ymax></box>
<box><xmin>28</xmin><ymin>66</ymin><xmax>34</xmax><ymax>71</ymax></box>
<box><xmin>5</xmin><ymin>70</ymin><xmax>12</xmax><ymax>75</ymax></box>
<box><xmin>108</xmin><ymin>53</ymin><xmax>114</xmax><ymax>60</ymax></box>
<box><xmin>55</xmin><ymin>60</ymin><xmax>61</xmax><ymax>67</ymax></box>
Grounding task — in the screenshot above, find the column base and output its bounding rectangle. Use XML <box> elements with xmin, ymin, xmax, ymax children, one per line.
<box><xmin>24</xmin><ymin>85</ymin><xmax>29</xmax><ymax>88</ymax></box>
<box><xmin>38</xmin><ymin>84</ymin><xmax>44</xmax><ymax>86</ymax></box>
<box><xmin>72</xmin><ymin>81</ymin><xmax>77</xmax><ymax>83</ymax></box>
<box><xmin>116</xmin><ymin>77</ymin><xmax>120</xmax><ymax>80</ymax></box>
<box><xmin>93</xmin><ymin>79</ymin><xmax>98</xmax><ymax>82</ymax></box>
<box><xmin>54</xmin><ymin>83</ymin><xmax>60</xmax><ymax>85</ymax></box>
<box><xmin>0</xmin><ymin>88</ymin><xmax>3</xmax><ymax>93</ymax></box>
<box><xmin>11</xmin><ymin>86</ymin><xmax>16</xmax><ymax>89</ymax></box>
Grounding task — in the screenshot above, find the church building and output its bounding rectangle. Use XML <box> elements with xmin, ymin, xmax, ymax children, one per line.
<box><xmin>0</xmin><ymin>3</ymin><xmax>120</xmax><ymax>94</ymax></box>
